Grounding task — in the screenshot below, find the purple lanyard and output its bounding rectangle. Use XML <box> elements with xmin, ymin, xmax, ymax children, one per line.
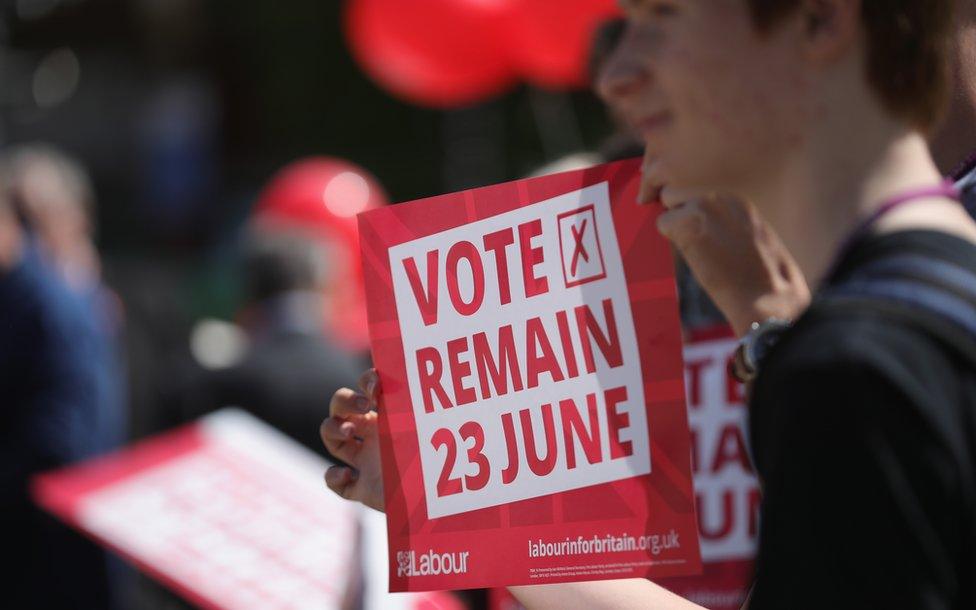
<box><xmin>824</xmin><ymin>180</ymin><xmax>961</xmax><ymax>280</ymax></box>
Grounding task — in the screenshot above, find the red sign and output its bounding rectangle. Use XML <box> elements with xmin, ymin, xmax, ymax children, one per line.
<box><xmin>488</xmin><ymin>329</ymin><xmax>759</xmax><ymax>610</ymax></box>
<box><xmin>359</xmin><ymin>158</ymin><xmax>701</xmax><ymax>591</ymax></box>
<box><xmin>656</xmin><ymin>328</ymin><xmax>758</xmax><ymax>609</ymax></box>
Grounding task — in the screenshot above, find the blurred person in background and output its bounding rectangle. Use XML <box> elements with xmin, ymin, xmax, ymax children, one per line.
<box><xmin>2</xmin><ymin>145</ymin><xmax>100</xmax><ymax>291</ymax></box>
<box><xmin>0</xmin><ymin>144</ymin><xmax>127</xmax><ymax>448</ymax></box>
<box><xmin>0</xmin><ymin>150</ymin><xmax>123</xmax><ymax>609</ymax></box>
<box><xmin>181</xmin><ymin>229</ymin><xmax>361</xmax><ymax>455</ymax></box>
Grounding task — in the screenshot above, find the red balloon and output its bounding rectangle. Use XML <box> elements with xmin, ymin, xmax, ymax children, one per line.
<box><xmin>506</xmin><ymin>0</ymin><xmax>622</xmax><ymax>89</ymax></box>
<box><xmin>252</xmin><ymin>157</ymin><xmax>388</xmax><ymax>352</ymax></box>
<box><xmin>345</xmin><ymin>0</ymin><xmax>517</xmax><ymax>108</ymax></box>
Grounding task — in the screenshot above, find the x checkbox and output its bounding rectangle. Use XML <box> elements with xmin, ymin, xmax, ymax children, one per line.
<box><xmin>557</xmin><ymin>205</ymin><xmax>607</xmax><ymax>288</ymax></box>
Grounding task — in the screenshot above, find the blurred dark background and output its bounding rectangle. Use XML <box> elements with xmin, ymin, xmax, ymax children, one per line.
<box><xmin>1</xmin><ymin>0</ymin><xmax>613</xmax><ymax>253</ymax></box>
<box><xmin>0</xmin><ymin>2</ymin><xmax>632</xmax><ymax>608</ymax></box>
<box><xmin>0</xmin><ymin>0</ymin><xmax>616</xmax><ymax>437</ymax></box>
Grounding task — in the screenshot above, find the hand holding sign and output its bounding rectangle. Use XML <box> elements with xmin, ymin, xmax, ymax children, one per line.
<box><xmin>322</xmin><ymin>369</ymin><xmax>384</xmax><ymax>512</ymax></box>
<box><xmin>348</xmin><ymin>159</ymin><xmax>700</xmax><ymax>592</ymax></box>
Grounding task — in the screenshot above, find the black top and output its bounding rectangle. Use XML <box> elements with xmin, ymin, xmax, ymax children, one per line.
<box><xmin>748</xmin><ymin>231</ymin><xmax>976</xmax><ymax>610</ymax></box>
<box><xmin>207</xmin><ymin>329</ymin><xmax>361</xmax><ymax>454</ymax></box>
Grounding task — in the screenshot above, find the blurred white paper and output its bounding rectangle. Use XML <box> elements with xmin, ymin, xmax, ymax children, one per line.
<box><xmin>35</xmin><ymin>409</ymin><xmax>357</xmax><ymax>610</ymax></box>
<box><xmin>35</xmin><ymin>408</ymin><xmax>464</xmax><ymax>610</ymax></box>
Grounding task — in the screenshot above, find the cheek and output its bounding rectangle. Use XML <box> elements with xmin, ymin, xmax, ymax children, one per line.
<box><xmin>686</xmin><ymin>49</ymin><xmax>810</xmax><ymax>159</ymax></box>
<box><xmin>654</xmin><ymin>51</ymin><xmax>752</xmax><ymax>173</ymax></box>
<box><xmin>655</xmin><ymin>49</ymin><xmax>812</xmax><ymax>189</ymax></box>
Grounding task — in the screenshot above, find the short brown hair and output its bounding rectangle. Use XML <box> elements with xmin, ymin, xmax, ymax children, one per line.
<box><xmin>747</xmin><ymin>0</ymin><xmax>955</xmax><ymax>131</ymax></box>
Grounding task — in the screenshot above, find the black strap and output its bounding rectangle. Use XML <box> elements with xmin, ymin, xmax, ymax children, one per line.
<box><xmin>818</xmin><ymin>253</ymin><xmax>976</xmax><ymax>362</ymax></box>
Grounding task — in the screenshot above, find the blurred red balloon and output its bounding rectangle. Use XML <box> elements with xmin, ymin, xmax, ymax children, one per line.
<box><xmin>252</xmin><ymin>157</ymin><xmax>387</xmax><ymax>352</ymax></box>
<box><xmin>345</xmin><ymin>0</ymin><xmax>516</xmax><ymax>108</ymax></box>
<box><xmin>506</xmin><ymin>0</ymin><xmax>622</xmax><ymax>88</ymax></box>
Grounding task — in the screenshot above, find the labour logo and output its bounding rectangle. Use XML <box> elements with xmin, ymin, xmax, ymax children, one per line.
<box><xmin>397</xmin><ymin>551</ymin><xmax>414</xmax><ymax>577</ymax></box>
<box><xmin>557</xmin><ymin>204</ymin><xmax>607</xmax><ymax>288</ymax></box>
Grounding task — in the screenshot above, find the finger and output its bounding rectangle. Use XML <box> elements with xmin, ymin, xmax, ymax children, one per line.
<box><xmin>319</xmin><ymin>418</ymin><xmax>348</xmax><ymax>461</ymax></box>
<box><xmin>656</xmin><ymin>205</ymin><xmax>704</xmax><ymax>244</ymax></box>
<box><xmin>638</xmin><ymin>151</ymin><xmax>663</xmax><ymax>205</ymax></box>
<box><xmin>637</xmin><ymin>175</ymin><xmax>661</xmax><ymax>205</ymax></box>
<box><xmin>325</xmin><ymin>465</ymin><xmax>358</xmax><ymax>499</ymax></box>
<box><xmin>329</xmin><ymin>387</ymin><xmax>371</xmax><ymax>418</ymax></box>
<box><xmin>357</xmin><ymin>368</ymin><xmax>380</xmax><ymax>405</ymax></box>
<box><xmin>320</xmin><ymin>418</ymin><xmax>365</xmax><ymax>462</ymax></box>
<box><xmin>320</xmin><ymin>416</ymin><xmax>356</xmax><ymax>443</ymax></box>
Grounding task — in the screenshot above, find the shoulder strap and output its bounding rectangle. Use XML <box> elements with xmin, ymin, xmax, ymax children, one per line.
<box><xmin>818</xmin><ymin>253</ymin><xmax>976</xmax><ymax>362</ymax></box>
<box><xmin>955</xmin><ymin>163</ymin><xmax>976</xmax><ymax>218</ymax></box>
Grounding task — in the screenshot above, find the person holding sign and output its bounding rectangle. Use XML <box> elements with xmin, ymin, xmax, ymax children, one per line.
<box><xmin>324</xmin><ymin>0</ymin><xmax>976</xmax><ymax>608</ymax></box>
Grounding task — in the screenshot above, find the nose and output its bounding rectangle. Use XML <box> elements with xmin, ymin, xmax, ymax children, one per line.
<box><xmin>596</xmin><ymin>26</ymin><xmax>650</xmax><ymax>108</ymax></box>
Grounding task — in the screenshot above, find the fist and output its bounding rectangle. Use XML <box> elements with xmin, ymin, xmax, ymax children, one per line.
<box><xmin>653</xmin><ymin>187</ymin><xmax>810</xmax><ymax>336</ymax></box>
<box><xmin>321</xmin><ymin>369</ymin><xmax>385</xmax><ymax>512</ymax></box>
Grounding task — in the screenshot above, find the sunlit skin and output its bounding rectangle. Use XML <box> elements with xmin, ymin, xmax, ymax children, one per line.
<box><xmin>603</xmin><ymin>0</ymin><xmax>976</xmax><ymax>291</ymax></box>
<box><xmin>324</xmin><ymin>1</ymin><xmax>976</xmax><ymax>608</ymax></box>
<box><xmin>597</xmin><ymin>0</ymin><xmax>813</xmax><ymax>335</ymax></box>
<box><xmin>602</xmin><ymin>0</ymin><xmax>810</xmax><ymax>204</ymax></box>
<box><xmin>606</xmin><ymin>0</ymin><xmax>976</xmax><ymax>334</ymax></box>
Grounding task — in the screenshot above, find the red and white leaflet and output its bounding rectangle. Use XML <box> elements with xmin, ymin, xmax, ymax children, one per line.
<box><xmin>359</xmin><ymin>158</ymin><xmax>701</xmax><ymax>591</ymax></box>
<box><xmin>33</xmin><ymin>410</ymin><xmax>358</xmax><ymax>610</ymax></box>
<box><xmin>657</xmin><ymin>328</ymin><xmax>759</xmax><ymax>609</ymax></box>
<box><xmin>489</xmin><ymin>330</ymin><xmax>759</xmax><ymax>610</ymax></box>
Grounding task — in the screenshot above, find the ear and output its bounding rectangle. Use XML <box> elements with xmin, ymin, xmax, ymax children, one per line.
<box><xmin>800</xmin><ymin>0</ymin><xmax>862</xmax><ymax>63</ymax></box>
